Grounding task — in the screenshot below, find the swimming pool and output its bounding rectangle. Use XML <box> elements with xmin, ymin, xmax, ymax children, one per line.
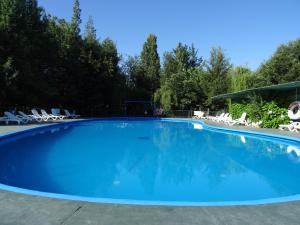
<box><xmin>0</xmin><ymin>118</ymin><xmax>300</xmax><ymax>206</ymax></box>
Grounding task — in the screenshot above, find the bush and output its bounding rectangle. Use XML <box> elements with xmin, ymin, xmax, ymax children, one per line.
<box><xmin>260</xmin><ymin>101</ymin><xmax>289</xmax><ymax>128</ymax></box>
<box><xmin>230</xmin><ymin>103</ymin><xmax>245</xmax><ymax>119</ymax></box>
<box><xmin>230</xmin><ymin>101</ymin><xmax>289</xmax><ymax>128</ymax></box>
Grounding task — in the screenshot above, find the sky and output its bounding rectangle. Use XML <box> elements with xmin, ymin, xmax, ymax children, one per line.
<box><xmin>38</xmin><ymin>0</ymin><xmax>300</xmax><ymax>70</ymax></box>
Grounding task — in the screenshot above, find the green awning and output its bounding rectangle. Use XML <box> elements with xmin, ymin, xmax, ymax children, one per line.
<box><xmin>212</xmin><ymin>81</ymin><xmax>300</xmax><ymax>100</ymax></box>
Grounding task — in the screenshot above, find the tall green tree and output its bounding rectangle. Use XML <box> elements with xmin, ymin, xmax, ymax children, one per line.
<box><xmin>155</xmin><ymin>43</ymin><xmax>204</xmax><ymax>111</ymax></box>
<box><xmin>202</xmin><ymin>47</ymin><xmax>231</xmax><ymax>108</ymax></box>
<box><xmin>230</xmin><ymin>66</ymin><xmax>254</xmax><ymax>92</ymax></box>
<box><xmin>255</xmin><ymin>38</ymin><xmax>300</xmax><ymax>86</ymax></box>
<box><xmin>122</xmin><ymin>56</ymin><xmax>149</xmax><ymax>100</ymax></box>
<box><xmin>140</xmin><ymin>34</ymin><xmax>161</xmax><ymax>98</ymax></box>
<box><xmin>84</xmin><ymin>16</ymin><xmax>96</xmax><ymax>43</ymax></box>
<box><xmin>71</xmin><ymin>0</ymin><xmax>81</xmax><ymax>36</ymax></box>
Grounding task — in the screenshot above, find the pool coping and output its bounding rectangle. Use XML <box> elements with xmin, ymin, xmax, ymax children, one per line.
<box><xmin>1</xmin><ymin>117</ymin><xmax>300</xmax><ymax>207</ymax></box>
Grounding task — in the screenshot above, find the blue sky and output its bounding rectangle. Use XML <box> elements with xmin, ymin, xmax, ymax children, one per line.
<box><xmin>38</xmin><ymin>0</ymin><xmax>300</xmax><ymax>70</ymax></box>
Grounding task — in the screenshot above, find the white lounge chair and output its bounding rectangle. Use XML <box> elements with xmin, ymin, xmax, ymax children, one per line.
<box><xmin>4</xmin><ymin>112</ymin><xmax>28</xmax><ymax>125</ymax></box>
<box><xmin>251</xmin><ymin>120</ymin><xmax>262</xmax><ymax>128</ymax></box>
<box><xmin>64</xmin><ymin>109</ymin><xmax>80</xmax><ymax>119</ymax></box>
<box><xmin>31</xmin><ymin>109</ymin><xmax>48</xmax><ymax>122</ymax></box>
<box><xmin>51</xmin><ymin>108</ymin><xmax>66</xmax><ymax>120</ymax></box>
<box><xmin>228</xmin><ymin>112</ymin><xmax>248</xmax><ymax>126</ymax></box>
<box><xmin>18</xmin><ymin>111</ymin><xmax>35</xmax><ymax>123</ymax></box>
<box><xmin>211</xmin><ymin>113</ymin><xmax>225</xmax><ymax>122</ymax></box>
<box><xmin>279</xmin><ymin>122</ymin><xmax>300</xmax><ymax>132</ymax></box>
<box><xmin>0</xmin><ymin>116</ymin><xmax>7</xmax><ymax>123</ymax></box>
<box><xmin>193</xmin><ymin>111</ymin><xmax>205</xmax><ymax>119</ymax></box>
<box><xmin>224</xmin><ymin>114</ymin><xmax>234</xmax><ymax>124</ymax></box>
<box><xmin>41</xmin><ymin>109</ymin><xmax>59</xmax><ymax>121</ymax></box>
<box><xmin>219</xmin><ymin>113</ymin><xmax>230</xmax><ymax>123</ymax></box>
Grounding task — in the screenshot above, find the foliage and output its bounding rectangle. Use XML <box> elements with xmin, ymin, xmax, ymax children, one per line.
<box><xmin>230</xmin><ymin>66</ymin><xmax>255</xmax><ymax>92</ymax></box>
<box><xmin>140</xmin><ymin>34</ymin><xmax>161</xmax><ymax>98</ymax></box>
<box><xmin>260</xmin><ymin>101</ymin><xmax>290</xmax><ymax>129</ymax></box>
<box><xmin>122</xmin><ymin>56</ymin><xmax>149</xmax><ymax>100</ymax></box>
<box><xmin>255</xmin><ymin>38</ymin><xmax>300</xmax><ymax>87</ymax></box>
<box><xmin>1</xmin><ymin>0</ymin><xmax>300</xmax><ymax>118</ymax></box>
<box><xmin>230</xmin><ymin>100</ymin><xmax>289</xmax><ymax>129</ymax></box>
<box><xmin>201</xmin><ymin>47</ymin><xmax>232</xmax><ymax>108</ymax></box>
<box><xmin>154</xmin><ymin>43</ymin><xmax>204</xmax><ymax>111</ymax></box>
<box><xmin>71</xmin><ymin>0</ymin><xmax>81</xmax><ymax>36</ymax></box>
<box><xmin>0</xmin><ymin>0</ymin><xmax>124</xmax><ymax>115</ymax></box>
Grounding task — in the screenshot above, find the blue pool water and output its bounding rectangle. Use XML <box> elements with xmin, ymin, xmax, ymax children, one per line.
<box><xmin>1</xmin><ymin>118</ymin><xmax>300</xmax><ymax>205</ymax></box>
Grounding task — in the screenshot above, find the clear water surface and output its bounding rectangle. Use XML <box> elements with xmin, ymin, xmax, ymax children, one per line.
<box><xmin>0</xmin><ymin>119</ymin><xmax>300</xmax><ymax>204</ymax></box>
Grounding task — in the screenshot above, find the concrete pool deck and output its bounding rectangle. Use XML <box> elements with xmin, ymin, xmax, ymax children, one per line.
<box><xmin>1</xmin><ymin>119</ymin><xmax>300</xmax><ymax>225</ymax></box>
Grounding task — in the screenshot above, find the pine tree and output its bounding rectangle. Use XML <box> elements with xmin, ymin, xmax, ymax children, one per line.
<box><xmin>84</xmin><ymin>16</ymin><xmax>96</xmax><ymax>43</ymax></box>
<box><xmin>140</xmin><ymin>34</ymin><xmax>161</xmax><ymax>98</ymax></box>
<box><xmin>71</xmin><ymin>0</ymin><xmax>81</xmax><ymax>36</ymax></box>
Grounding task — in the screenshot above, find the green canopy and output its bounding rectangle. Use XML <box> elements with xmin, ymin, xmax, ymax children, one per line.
<box><xmin>212</xmin><ymin>81</ymin><xmax>300</xmax><ymax>100</ymax></box>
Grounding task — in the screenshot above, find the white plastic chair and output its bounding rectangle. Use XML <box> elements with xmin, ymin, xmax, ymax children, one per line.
<box><xmin>41</xmin><ymin>109</ymin><xmax>59</xmax><ymax>121</ymax></box>
<box><xmin>31</xmin><ymin>109</ymin><xmax>48</xmax><ymax>122</ymax></box>
<box><xmin>18</xmin><ymin>111</ymin><xmax>35</xmax><ymax>123</ymax></box>
<box><xmin>4</xmin><ymin>112</ymin><xmax>28</xmax><ymax>125</ymax></box>
<box><xmin>228</xmin><ymin>113</ymin><xmax>247</xmax><ymax>126</ymax></box>
<box><xmin>51</xmin><ymin>108</ymin><xmax>66</xmax><ymax>120</ymax></box>
<box><xmin>64</xmin><ymin>109</ymin><xmax>80</xmax><ymax>119</ymax></box>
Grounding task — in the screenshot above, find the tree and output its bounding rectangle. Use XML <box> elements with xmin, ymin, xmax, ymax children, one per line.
<box><xmin>255</xmin><ymin>38</ymin><xmax>300</xmax><ymax>86</ymax></box>
<box><xmin>155</xmin><ymin>43</ymin><xmax>204</xmax><ymax>111</ymax></box>
<box><xmin>122</xmin><ymin>56</ymin><xmax>149</xmax><ymax>100</ymax></box>
<box><xmin>71</xmin><ymin>0</ymin><xmax>81</xmax><ymax>36</ymax></box>
<box><xmin>230</xmin><ymin>66</ymin><xmax>255</xmax><ymax>92</ymax></box>
<box><xmin>140</xmin><ymin>34</ymin><xmax>161</xmax><ymax>98</ymax></box>
<box><xmin>202</xmin><ymin>47</ymin><xmax>231</xmax><ymax>108</ymax></box>
<box><xmin>84</xmin><ymin>16</ymin><xmax>96</xmax><ymax>44</ymax></box>
<box><xmin>0</xmin><ymin>0</ymin><xmax>127</xmax><ymax>115</ymax></box>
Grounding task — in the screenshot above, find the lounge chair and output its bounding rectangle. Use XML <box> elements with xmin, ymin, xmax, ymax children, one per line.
<box><xmin>64</xmin><ymin>109</ymin><xmax>80</xmax><ymax>119</ymax></box>
<box><xmin>31</xmin><ymin>109</ymin><xmax>48</xmax><ymax>122</ymax></box>
<box><xmin>41</xmin><ymin>109</ymin><xmax>59</xmax><ymax>121</ymax></box>
<box><xmin>193</xmin><ymin>111</ymin><xmax>205</xmax><ymax>119</ymax></box>
<box><xmin>0</xmin><ymin>116</ymin><xmax>7</xmax><ymax>123</ymax></box>
<box><xmin>224</xmin><ymin>114</ymin><xmax>233</xmax><ymax>124</ymax></box>
<box><xmin>228</xmin><ymin>112</ymin><xmax>248</xmax><ymax>126</ymax></box>
<box><xmin>251</xmin><ymin>121</ymin><xmax>262</xmax><ymax>128</ymax></box>
<box><xmin>51</xmin><ymin>108</ymin><xmax>66</xmax><ymax>120</ymax></box>
<box><xmin>219</xmin><ymin>113</ymin><xmax>230</xmax><ymax>123</ymax></box>
<box><xmin>18</xmin><ymin>111</ymin><xmax>35</xmax><ymax>123</ymax></box>
<box><xmin>4</xmin><ymin>112</ymin><xmax>28</xmax><ymax>125</ymax></box>
<box><xmin>280</xmin><ymin>122</ymin><xmax>300</xmax><ymax>133</ymax></box>
<box><xmin>211</xmin><ymin>113</ymin><xmax>225</xmax><ymax>122</ymax></box>
<box><xmin>279</xmin><ymin>123</ymin><xmax>295</xmax><ymax>132</ymax></box>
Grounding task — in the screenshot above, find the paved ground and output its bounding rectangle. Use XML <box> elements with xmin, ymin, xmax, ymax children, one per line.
<box><xmin>204</xmin><ymin>119</ymin><xmax>300</xmax><ymax>138</ymax></box>
<box><xmin>0</xmin><ymin>119</ymin><xmax>300</xmax><ymax>225</ymax></box>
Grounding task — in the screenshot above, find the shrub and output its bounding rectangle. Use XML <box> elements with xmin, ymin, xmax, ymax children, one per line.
<box><xmin>260</xmin><ymin>101</ymin><xmax>289</xmax><ymax>128</ymax></box>
<box><xmin>230</xmin><ymin>101</ymin><xmax>289</xmax><ymax>128</ymax></box>
<box><xmin>230</xmin><ymin>103</ymin><xmax>245</xmax><ymax>119</ymax></box>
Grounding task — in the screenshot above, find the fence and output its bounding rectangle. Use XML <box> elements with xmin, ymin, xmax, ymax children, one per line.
<box><xmin>0</xmin><ymin>105</ymin><xmax>223</xmax><ymax>118</ymax></box>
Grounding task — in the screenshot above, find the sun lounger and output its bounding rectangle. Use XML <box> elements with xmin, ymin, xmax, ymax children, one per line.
<box><xmin>31</xmin><ymin>109</ymin><xmax>49</xmax><ymax>122</ymax></box>
<box><xmin>251</xmin><ymin>121</ymin><xmax>262</xmax><ymax>128</ymax></box>
<box><xmin>4</xmin><ymin>111</ymin><xmax>28</xmax><ymax>125</ymax></box>
<box><xmin>193</xmin><ymin>111</ymin><xmax>205</xmax><ymax>119</ymax></box>
<box><xmin>219</xmin><ymin>113</ymin><xmax>230</xmax><ymax>123</ymax></box>
<box><xmin>51</xmin><ymin>108</ymin><xmax>66</xmax><ymax>120</ymax></box>
<box><xmin>211</xmin><ymin>113</ymin><xmax>225</xmax><ymax>122</ymax></box>
<box><xmin>280</xmin><ymin>122</ymin><xmax>300</xmax><ymax>132</ymax></box>
<box><xmin>41</xmin><ymin>109</ymin><xmax>60</xmax><ymax>121</ymax></box>
<box><xmin>64</xmin><ymin>109</ymin><xmax>80</xmax><ymax>119</ymax></box>
<box><xmin>18</xmin><ymin>111</ymin><xmax>36</xmax><ymax>123</ymax></box>
<box><xmin>0</xmin><ymin>117</ymin><xmax>7</xmax><ymax>123</ymax></box>
<box><xmin>228</xmin><ymin>112</ymin><xmax>248</xmax><ymax>126</ymax></box>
